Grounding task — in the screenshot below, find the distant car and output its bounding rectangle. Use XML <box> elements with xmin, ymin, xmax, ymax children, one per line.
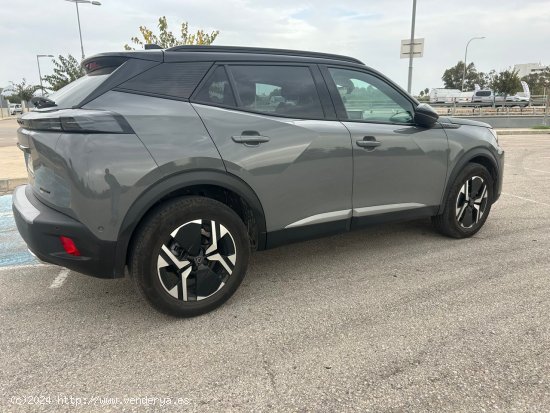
<box><xmin>9</xmin><ymin>103</ymin><xmax>22</xmax><ymax>115</ymax></box>
<box><xmin>506</xmin><ymin>95</ymin><xmax>529</xmax><ymax>103</ymax></box>
<box><xmin>472</xmin><ymin>90</ymin><xmax>528</xmax><ymax>107</ymax></box>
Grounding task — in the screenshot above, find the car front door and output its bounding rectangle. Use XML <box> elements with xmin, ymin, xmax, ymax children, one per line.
<box><xmin>191</xmin><ymin>64</ymin><xmax>353</xmax><ymax>242</ymax></box>
<box><xmin>322</xmin><ymin>66</ymin><xmax>449</xmax><ymax>226</ymax></box>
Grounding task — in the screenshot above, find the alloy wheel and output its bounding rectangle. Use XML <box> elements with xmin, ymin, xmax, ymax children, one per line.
<box><xmin>157</xmin><ymin>219</ymin><xmax>236</xmax><ymax>301</ymax></box>
<box><xmin>455</xmin><ymin>176</ymin><xmax>489</xmax><ymax>229</ymax></box>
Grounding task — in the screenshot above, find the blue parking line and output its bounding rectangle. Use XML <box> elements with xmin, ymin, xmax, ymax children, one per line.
<box><xmin>0</xmin><ymin>194</ymin><xmax>39</xmax><ymax>267</ymax></box>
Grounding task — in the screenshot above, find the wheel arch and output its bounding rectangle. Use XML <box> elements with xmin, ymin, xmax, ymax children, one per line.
<box><xmin>113</xmin><ymin>170</ymin><xmax>267</xmax><ymax>276</ymax></box>
<box><xmin>437</xmin><ymin>147</ymin><xmax>500</xmax><ymax>215</ymax></box>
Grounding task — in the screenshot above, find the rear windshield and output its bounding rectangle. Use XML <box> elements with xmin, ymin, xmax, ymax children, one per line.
<box><xmin>48</xmin><ymin>74</ymin><xmax>109</xmax><ymax>109</ymax></box>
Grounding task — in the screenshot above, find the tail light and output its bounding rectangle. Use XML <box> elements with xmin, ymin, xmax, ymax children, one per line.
<box><xmin>18</xmin><ymin>110</ymin><xmax>133</xmax><ymax>134</ymax></box>
<box><xmin>59</xmin><ymin>236</ymin><xmax>81</xmax><ymax>256</ymax></box>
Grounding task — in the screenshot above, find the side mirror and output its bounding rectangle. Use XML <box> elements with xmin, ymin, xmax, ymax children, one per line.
<box><xmin>414</xmin><ymin>103</ymin><xmax>439</xmax><ymax>128</ymax></box>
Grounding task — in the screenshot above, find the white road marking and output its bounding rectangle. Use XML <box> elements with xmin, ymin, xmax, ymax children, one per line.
<box><xmin>0</xmin><ymin>263</ymin><xmax>49</xmax><ymax>272</ymax></box>
<box><xmin>523</xmin><ymin>167</ymin><xmax>550</xmax><ymax>174</ymax></box>
<box><xmin>49</xmin><ymin>268</ymin><xmax>70</xmax><ymax>289</ymax></box>
<box><xmin>502</xmin><ymin>192</ymin><xmax>550</xmax><ymax>207</ymax></box>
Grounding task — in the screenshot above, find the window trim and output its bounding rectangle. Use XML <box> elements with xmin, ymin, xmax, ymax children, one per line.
<box><xmin>319</xmin><ymin>64</ymin><xmax>418</xmax><ymax>126</ymax></box>
<box><xmin>190</xmin><ymin>61</ymin><xmax>331</xmax><ymax>121</ymax></box>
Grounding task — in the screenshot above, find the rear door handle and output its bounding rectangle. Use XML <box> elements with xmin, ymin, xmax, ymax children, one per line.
<box><xmin>356</xmin><ymin>136</ymin><xmax>381</xmax><ymax>149</ymax></box>
<box><xmin>231</xmin><ymin>131</ymin><xmax>270</xmax><ymax>146</ymax></box>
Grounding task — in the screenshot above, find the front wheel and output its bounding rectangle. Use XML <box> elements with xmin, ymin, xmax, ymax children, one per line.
<box><xmin>432</xmin><ymin>163</ymin><xmax>494</xmax><ymax>238</ymax></box>
<box><xmin>130</xmin><ymin>196</ymin><xmax>250</xmax><ymax>317</ymax></box>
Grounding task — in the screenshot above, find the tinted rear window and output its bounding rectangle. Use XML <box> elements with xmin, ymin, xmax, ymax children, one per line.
<box><xmin>48</xmin><ymin>74</ymin><xmax>109</xmax><ymax>109</ymax></box>
<box><xmin>228</xmin><ymin>65</ymin><xmax>324</xmax><ymax>118</ymax></box>
<box><xmin>118</xmin><ymin>62</ymin><xmax>212</xmax><ymax>99</ymax></box>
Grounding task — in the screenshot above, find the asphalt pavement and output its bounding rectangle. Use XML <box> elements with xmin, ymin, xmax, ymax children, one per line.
<box><xmin>0</xmin><ymin>134</ymin><xmax>549</xmax><ymax>412</ymax></box>
<box><xmin>0</xmin><ymin>118</ymin><xmax>19</xmax><ymax>148</ymax></box>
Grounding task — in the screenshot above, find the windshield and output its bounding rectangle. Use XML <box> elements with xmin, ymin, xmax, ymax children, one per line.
<box><xmin>48</xmin><ymin>74</ymin><xmax>109</xmax><ymax>108</ymax></box>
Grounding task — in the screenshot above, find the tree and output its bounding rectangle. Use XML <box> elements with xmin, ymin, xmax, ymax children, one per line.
<box><xmin>442</xmin><ymin>61</ymin><xmax>486</xmax><ymax>90</ymax></box>
<box><xmin>124</xmin><ymin>16</ymin><xmax>219</xmax><ymax>50</ymax></box>
<box><xmin>521</xmin><ymin>68</ymin><xmax>550</xmax><ymax>95</ymax></box>
<box><xmin>43</xmin><ymin>54</ymin><xmax>84</xmax><ymax>91</ymax></box>
<box><xmin>490</xmin><ymin>68</ymin><xmax>521</xmax><ymax>101</ymax></box>
<box><xmin>13</xmin><ymin>79</ymin><xmax>38</xmax><ymax>103</ymax></box>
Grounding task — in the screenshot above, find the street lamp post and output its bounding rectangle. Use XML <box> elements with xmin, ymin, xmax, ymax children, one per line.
<box><xmin>461</xmin><ymin>36</ymin><xmax>485</xmax><ymax>91</ymax></box>
<box><xmin>544</xmin><ymin>81</ymin><xmax>549</xmax><ymax>126</ymax></box>
<box><xmin>65</xmin><ymin>0</ymin><xmax>102</xmax><ymax>60</ymax></box>
<box><xmin>407</xmin><ymin>0</ymin><xmax>417</xmax><ymax>94</ymax></box>
<box><xmin>37</xmin><ymin>54</ymin><xmax>54</xmax><ymax>96</ymax></box>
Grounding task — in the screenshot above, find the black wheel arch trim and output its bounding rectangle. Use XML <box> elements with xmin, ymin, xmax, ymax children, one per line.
<box><xmin>113</xmin><ymin>169</ymin><xmax>267</xmax><ymax>277</ymax></box>
<box><xmin>437</xmin><ymin>147</ymin><xmax>500</xmax><ymax>215</ymax></box>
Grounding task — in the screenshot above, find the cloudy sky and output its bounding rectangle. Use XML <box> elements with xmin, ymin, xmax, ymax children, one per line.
<box><xmin>1</xmin><ymin>0</ymin><xmax>549</xmax><ymax>94</ymax></box>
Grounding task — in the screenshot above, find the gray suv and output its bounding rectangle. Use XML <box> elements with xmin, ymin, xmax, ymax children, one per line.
<box><xmin>12</xmin><ymin>46</ymin><xmax>504</xmax><ymax>316</ymax></box>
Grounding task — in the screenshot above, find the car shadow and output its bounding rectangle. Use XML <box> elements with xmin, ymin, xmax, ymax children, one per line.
<box><xmin>63</xmin><ymin>217</ymin><xmax>445</xmax><ymax>323</ymax></box>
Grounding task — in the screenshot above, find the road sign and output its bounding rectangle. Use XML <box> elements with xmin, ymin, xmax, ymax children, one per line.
<box><xmin>400</xmin><ymin>38</ymin><xmax>424</xmax><ymax>59</ymax></box>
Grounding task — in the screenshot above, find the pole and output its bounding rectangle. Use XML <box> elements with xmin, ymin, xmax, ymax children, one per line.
<box><xmin>407</xmin><ymin>0</ymin><xmax>417</xmax><ymax>94</ymax></box>
<box><xmin>544</xmin><ymin>85</ymin><xmax>549</xmax><ymax>126</ymax></box>
<box><xmin>75</xmin><ymin>1</ymin><xmax>85</xmax><ymax>59</ymax></box>
<box><xmin>461</xmin><ymin>37</ymin><xmax>485</xmax><ymax>92</ymax></box>
<box><xmin>461</xmin><ymin>41</ymin><xmax>470</xmax><ymax>92</ymax></box>
<box><xmin>37</xmin><ymin>55</ymin><xmax>44</xmax><ymax>96</ymax></box>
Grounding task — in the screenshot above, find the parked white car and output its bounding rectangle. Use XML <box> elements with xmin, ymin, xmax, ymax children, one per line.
<box><xmin>9</xmin><ymin>103</ymin><xmax>22</xmax><ymax>115</ymax></box>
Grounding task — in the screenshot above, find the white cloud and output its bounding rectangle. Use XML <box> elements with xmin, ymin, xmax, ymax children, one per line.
<box><xmin>0</xmin><ymin>0</ymin><xmax>548</xmax><ymax>94</ymax></box>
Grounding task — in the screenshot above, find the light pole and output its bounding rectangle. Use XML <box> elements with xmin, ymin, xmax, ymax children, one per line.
<box><xmin>65</xmin><ymin>0</ymin><xmax>102</xmax><ymax>60</ymax></box>
<box><xmin>37</xmin><ymin>54</ymin><xmax>54</xmax><ymax>96</ymax></box>
<box><xmin>461</xmin><ymin>36</ymin><xmax>485</xmax><ymax>91</ymax></box>
<box><xmin>407</xmin><ymin>0</ymin><xmax>417</xmax><ymax>94</ymax></box>
<box><xmin>544</xmin><ymin>80</ymin><xmax>549</xmax><ymax>126</ymax></box>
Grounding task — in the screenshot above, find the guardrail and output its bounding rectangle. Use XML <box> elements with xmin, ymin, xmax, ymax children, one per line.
<box><xmin>432</xmin><ymin>105</ymin><xmax>549</xmax><ymax>117</ymax></box>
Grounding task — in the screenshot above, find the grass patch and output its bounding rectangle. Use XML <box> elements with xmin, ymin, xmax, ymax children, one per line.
<box><xmin>531</xmin><ymin>125</ymin><xmax>550</xmax><ymax>129</ymax></box>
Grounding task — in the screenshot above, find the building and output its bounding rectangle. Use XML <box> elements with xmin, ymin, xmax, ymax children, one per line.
<box><xmin>514</xmin><ymin>62</ymin><xmax>549</xmax><ymax>78</ymax></box>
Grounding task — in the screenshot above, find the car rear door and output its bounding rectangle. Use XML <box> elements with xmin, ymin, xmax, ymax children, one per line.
<box><xmin>321</xmin><ymin>66</ymin><xmax>448</xmax><ymax>227</ymax></box>
<box><xmin>191</xmin><ymin>63</ymin><xmax>353</xmax><ymax>241</ymax></box>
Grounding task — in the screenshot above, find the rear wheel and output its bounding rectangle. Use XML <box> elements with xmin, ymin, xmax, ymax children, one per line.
<box><xmin>130</xmin><ymin>196</ymin><xmax>250</xmax><ymax>317</ymax></box>
<box><xmin>432</xmin><ymin>163</ymin><xmax>493</xmax><ymax>238</ymax></box>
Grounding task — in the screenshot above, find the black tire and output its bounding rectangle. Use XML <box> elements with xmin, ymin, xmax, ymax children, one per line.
<box><xmin>432</xmin><ymin>163</ymin><xmax>494</xmax><ymax>238</ymax></box>
<box><xmin>130</xmin><ymin>196</ymin><xmax>250</xmax><ymax>317</ymax></box>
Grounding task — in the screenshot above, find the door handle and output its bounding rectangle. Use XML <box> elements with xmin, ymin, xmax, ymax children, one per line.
<box><xmin>356</xmin><ymin>136</ymin><xmax>381</xmax><ymax>149</ymax></box>
<box><xmin>231</xmin><ymin>131</ymin><xmax>270</xmax><ymax>146</ymax></box>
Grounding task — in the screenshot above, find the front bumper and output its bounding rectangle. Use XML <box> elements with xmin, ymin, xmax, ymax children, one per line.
<box><xmin>12</xmin><ymin>185</ymin><xmax>121</xmax><ymax>278</ymax></box>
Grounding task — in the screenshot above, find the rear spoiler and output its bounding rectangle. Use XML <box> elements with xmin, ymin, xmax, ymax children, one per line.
<box><xmin>81</xmin><ymin>51</ymin><xmax>164</xmax><ymax>74</ymax></box>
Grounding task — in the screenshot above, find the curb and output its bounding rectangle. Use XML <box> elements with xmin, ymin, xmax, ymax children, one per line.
<box><xmin>0</xmin><ymin>178</ymin><xmax>27</xmax><ymax>194</ymax></box>
<box><xmin>496</xmin><ymin>129</ymin><xmax>550</xmax><ymax>135</ymax></box>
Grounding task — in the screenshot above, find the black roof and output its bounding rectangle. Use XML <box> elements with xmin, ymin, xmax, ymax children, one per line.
<box><xmin>165</xmin><ymin>45</ymin><xmax>364</xmax><ymax>65</ymax></box>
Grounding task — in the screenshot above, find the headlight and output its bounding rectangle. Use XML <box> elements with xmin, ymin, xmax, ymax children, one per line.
<box><xmin>488</xmin><ymin>128</ymin><xmax>498</xmax><ymax>144</ymax></box>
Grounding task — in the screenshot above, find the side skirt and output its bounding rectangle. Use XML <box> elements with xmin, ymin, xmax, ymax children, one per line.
<box><xmin>264</xmin><ymin>206</ymin><xmax>438</xmax><ymax>249</ymax></box>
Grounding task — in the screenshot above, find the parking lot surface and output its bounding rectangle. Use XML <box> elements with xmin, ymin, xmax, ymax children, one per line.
<box><xmin>0</xmin><ymin>119</ymin><xmax>19</xmax><ymax>148</ymax></box>
<box><xmin>0</xmin><ymin>134</ymin><xmax>549</xmax><ymax>412</ymax></box>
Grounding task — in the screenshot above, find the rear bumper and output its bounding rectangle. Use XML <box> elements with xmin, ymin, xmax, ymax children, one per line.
<box><xmin>12</xmin><ymin>185</ymin><xmax>121</xmax><ymax>279</ymax></box>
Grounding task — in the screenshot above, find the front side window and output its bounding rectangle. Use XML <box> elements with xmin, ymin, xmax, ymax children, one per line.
<box><xmin>328</xmin><ymin>68</ymin><xmax>414</xmax><ymax>124</ymax></box>
<box><xmin>228</xmin><ymin>65</ymin><xmax>324</xmax><ymax>119</ymax></box>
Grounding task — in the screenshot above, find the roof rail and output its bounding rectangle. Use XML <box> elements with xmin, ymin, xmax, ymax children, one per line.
<box><xmin>144</xmin><ymin>44</ymin><xmax>162</xmax><ymax>50</ymax></box>
<box><xmin>165</xmin><ymin>45</ymin><xmax>363</xmax><ymax>64</ymax></box>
